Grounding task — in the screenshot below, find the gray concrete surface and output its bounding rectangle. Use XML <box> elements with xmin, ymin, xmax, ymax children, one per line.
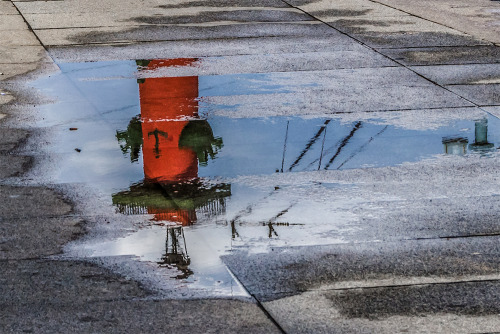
<box><xmin>1</xmin><ymin>260</ymin><xmax>276</xmax><ymax>333</ymax></box>
<box><xmin>1</xmin><ymin>0</ymin><xmax>500</xmax><ymax>332</ymax></box>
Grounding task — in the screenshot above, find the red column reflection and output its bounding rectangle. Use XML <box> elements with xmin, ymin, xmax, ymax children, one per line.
<box><xmin>139</xmin><ymin>59</ymin><xmax>199</xmax><ymax>225</ymax></box>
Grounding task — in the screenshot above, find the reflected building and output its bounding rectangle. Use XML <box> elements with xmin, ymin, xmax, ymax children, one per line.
<box><xmin>443</xmin><ymin>118</ymin><xmax>495</xmax><ymax>156</ymax></box>
<box><xmin>113</xmin><ymin>59</ymin><xmax>231</xmax><ymax>277</ymax></box>
<box><xmin>469</xmin><ymin>118</ymin><xmax>495</xmax><ymax>153</ymax></box>
<box><xmin>442</xmin><ymin>137</ymin><xmax>468</xmax><ymax>156</ymax></box>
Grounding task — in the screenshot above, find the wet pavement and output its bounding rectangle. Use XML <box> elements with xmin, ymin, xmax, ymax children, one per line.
<box><xmin>2</xmin><ymin>0</ymin><xmax>500</xmax><ymax>333</ymax></box>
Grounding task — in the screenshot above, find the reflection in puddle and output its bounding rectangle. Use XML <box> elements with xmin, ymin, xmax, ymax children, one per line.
<box><xmin>112</xmin><ymin>60</ymin><xmax>231</xmax><ymax>279</ymax></box>
<box><xmin>469</xmin><ymin>118</ymin><xmax>495</xmax><ymax>153</ymax></box>
<box><xmin>31</xmin><ymin>58</ymin><xmax>500</xmax><ymax>296</ymax></box>
<box><xmin>442</xmin><ymin>119</ymin><xmax>496</xmax><ymax>156</ymax></box>
<box><xmin>159</xmin><ymin>226</ymin><xmax>192</xmax><ymax>279</ymax></box>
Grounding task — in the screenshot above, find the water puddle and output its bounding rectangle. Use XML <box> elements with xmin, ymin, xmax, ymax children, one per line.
<box><xmin>29</xmin><ymin>58</ymin><xmax>500</xmax><ymax>297</ymax></box>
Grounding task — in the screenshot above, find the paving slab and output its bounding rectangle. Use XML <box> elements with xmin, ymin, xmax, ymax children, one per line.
<box><xmin>13</xmin><ymin>0</ymin><xmax>291</xmax><ymax>14</ymax></box>
<box><xmin>0</xmin><ymin>29</ymin><xmax>40</xmax><ymax>46</ymax></box>
<box><xmin>198</xmin><ymin>83</ymin><xmax>472</xmax><ymax>117</ymax></box>
<box><xmin>202</xmin><ymin>87</ymin><xmax>471</xmax><ymax>116</ymax></box>
<box><xmin>0</xmin><ymin>260</ymin><xmax>147</xmax><ymax>305</ymax></box>
<box><xmin>0</xmin><ymin>45</ymin><xmax>49</xmax><ymax>64</ymax></box>
<box><xmin>328</xmin><ymin>15</ymin><xmax>462</xmax><ymax>35</ymax></box>
<box><xmin>483</xmin><ymin>106</ymin><xmax>500</xmax><ymax>119</ymax></box>
<box><xmin>223</xmin><ymin>236</ymin><xmax>500</xmax><ymax>301</ymax></box>
<box><xmin>0</xmin><ymin>185</ymin><xmax>72</xmax><ymax>219</ymax></box>
<box><xmin>289</xmin><ymin>0</ymin><xmax>396</xmax><ymax>12</ymax></box>
<box><xmin>0</xmin><ymin>13</ymin><xmax>28</xmax><ymax>30</ymax></box>
<box><xmin>407</xmin><ymin>64</ymin><xmax>500</xmax><ymax>106</ymax></box>
<box><xmin>0</xmin><ymin>260</ymin><xmax>280</xmax><ymax>333</ymax></box>
<box><xmin>0</xmin><ymin>63</ymin><xmax>40</xmax><ymax>81</ymax></box>
<box><xmin>0</xmin><ymin>216</ymin><xmax>82</xmax><ymax>259</ymax></box>
<box><xmin>381</xmin><ymin>46</ymin><xmax>500</xmax><ymax>65</ymax></box>
<box><xmin>0</xmin><ymin>83</ymin><xmax>46</xmax><ymax>107</ymax></box>
<box><xmin>0</xmin><ymin>128</ymin><xmax>28</xmax><ymax>152</ymax></box>
<box><xmin>411</xmin><ymin>64</ymin><xmax>500</xmax><ymax>85</ymax></box>
<box><xmin>0</xmin><ymin>0</ymin><xmax>18</xmax><ymax>15</ymax></box>
<box><xmin>36</xmin><ymin>21</ymin><xmax>342</xmax><ymax>46</ymax></box>
<box><xmin>128</xmin><ymin>8</ymin><xmax>313</xmax><ymax>25</ymax></box>
<box><xmin>47</xmin><ymin>35</ymin><xmax>363</xmax><ymax>62</ymax></box>
<box><xmin>288</xmin><ymin>0</ymin><xmax>490</xmax><ymax>48</ymax></box>
<box><xmin>373</xmin><ymin>0</ymin><xmax>500</xmax><ymax>44</ymax></box>
<box><xmin>0</xmin><ymin>155</ymin><xmax>31</xmax><ymax>179</ymax></box>
<box><xmin>445</xmin><ymin>84</ymin><xmax>500</xmax><ymax>106</ymax></box>
<box><xmin>263</xmin><ymin>281</ymin><xmax>500</xmax><ymax>333</ymax></box>
<box><xmin>0</xmin><ymin>93</ymin><xmax>14</xmax><ymax>105</ymax></box>
<box><xmin>156</xmin><ymin>0</ymin><xmax>292</xmax><ymax>8</ymax></box>
<box><xmin>352</xmin><ymin>31</ymin><xmax>489</xmax><ymax>48</ymax></box>
<box><xmin>23</xmin><ymin>7</ymin><xmax>313</xmax><ymax>29</ymax></box>
<box><xmin>2</xmin><ymin>298</ymin><xmax>279</xmax><ymax>334</ymax></box>
<box><xmin>305</xmin><ymin>2</ymin><xmax>409</xmax><ymax>19</ymax></box>
<box><xmin>133</xmin><ymin>51</ymin><xmax>397</xmax><ymax>77</ymax></box>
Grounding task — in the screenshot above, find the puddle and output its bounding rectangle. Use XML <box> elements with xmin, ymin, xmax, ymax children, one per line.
<box><xmin>29</xmin><ymin>58</ymin><xmax>500</xmax><ymax>297</ymax></box>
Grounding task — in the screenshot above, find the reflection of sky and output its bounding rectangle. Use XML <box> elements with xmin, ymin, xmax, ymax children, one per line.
<box><xmin>33</xmin><ymin>60</ymin><xmax>500</xmax><ymax>294</ymax></box>
<box><xmin>34</xmin><ymin>60</ymin><xmax>500</xmax><ymax>197</ymax></box>
<box><xmin>86</xmin><ymin>224</ymin><xmax>248</xmax><ymax>296</ymax></box>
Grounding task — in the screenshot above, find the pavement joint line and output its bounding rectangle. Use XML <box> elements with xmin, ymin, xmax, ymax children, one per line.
<box><xmin>368</xmin><ymin>0</ymin><xmax>495</xmax><ymax>46</ymax></box>
<box><xmin>411</xmin><ymin>234</ymin><xmax>500</xmax><ymax>241</ymax></box>
<box><xmin>252</xmin><ymin>294</ymin><xmax>287</xmax><ymax>334</ymax></box>
<box><xmin>219</xmin><ymin>263</ymin><xmax>287</xmax><ymax>333</ymax></box>
<box><xmin>311</xmin><ymin>276</ymin><xmax>500</xmax><ymax>292</ymax></box>
<box><xmin>439</xmin><ymin>232</ymin><xmax>500</xmax><ymax>239</ymax></box>
<box><xmin>374</xmin><ymin>54</ymin><xmax>489</xmax><ymax>110</ymax></box>
<box><xmin>412</xmin><ymin>63</ymin><xmax>500</xmax><ymax>68</ymax></box>
<box><xmin>446</xmin><ymin>83</ymin><xmax>500</xmax><ymax>87</ymax></box>
<box><xmin>10</xmin><ymin>1</ymin><xmax>48</xmax><ymax>54</ymax></box>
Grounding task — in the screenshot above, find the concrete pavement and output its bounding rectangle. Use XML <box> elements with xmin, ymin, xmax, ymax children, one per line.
<box><xmin>1</xmin><ymin>0</ymin><xmax>500</xmax><ymax>333</ymax></box>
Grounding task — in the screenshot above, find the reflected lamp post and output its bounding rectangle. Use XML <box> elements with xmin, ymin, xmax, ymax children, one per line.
<box><xmin>158</xmin><ymin>226</ymin><xmax>193</xmax><ymax>279</ymax></box>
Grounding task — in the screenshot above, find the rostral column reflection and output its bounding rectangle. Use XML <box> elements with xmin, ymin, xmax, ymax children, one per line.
<box><xmin>141</xmin><ymin>59</ymin><xmax>199</xmax><ymax>185</ymax></box>
<box><xmin>114</xmin><ymin>59</ymin><xmax>230</xmax><ymax>226</ymax></box>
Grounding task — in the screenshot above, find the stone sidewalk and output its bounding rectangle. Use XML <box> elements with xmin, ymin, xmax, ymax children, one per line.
<box><xmin>1</xmin><ymin>0</ymin><xmax>500</xmax><ymax>333</ymax></box>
